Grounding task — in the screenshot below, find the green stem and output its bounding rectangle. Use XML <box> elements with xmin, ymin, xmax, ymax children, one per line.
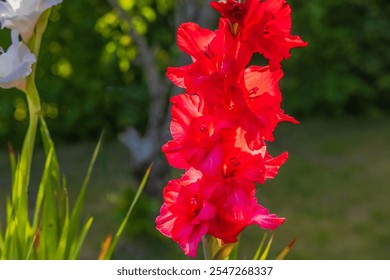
<box><xmin>13</xmin><ymin>8</ymin><xmax>50</xmax><ymax>254</ymax></box>
<box><xmin>22</xmin><ymin>80</ymin><xmax>41</xmax><ymax>186</ymax></box>
<box><xmin>13</xmin><ymin>79</ymin><xmax>41</xmax><ymax>239</ymax></box>
<box><xmin>16</xmin><ymin>7</ymin><xmax>51</xmax><ymax>207</ymax></box>
<box><xmin>9</xmin><ymin>75</ymin><xmax>41</xmax><ymax>259</ymax></box>
<box><xmin>202</xmin><ymin>235</ymin><xmax>211</xmax><ymax>260</ymax></box>
<box><xmin>3</xmin><ymin>6</ymin><xmax>53</xmax><ymax>260</ymax></box>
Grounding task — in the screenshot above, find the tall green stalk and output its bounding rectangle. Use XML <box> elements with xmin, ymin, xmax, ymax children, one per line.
<box><xmin>3</xmin><ymin>8</ymin><xmax>51</xmax><ymax>259</ymax></box>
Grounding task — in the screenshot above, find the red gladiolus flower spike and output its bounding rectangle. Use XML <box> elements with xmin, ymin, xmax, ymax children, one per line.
<box><xmin>157</xmin><ymin>0</ymin><xmax>307</xmax><ymax>257</ymax></box>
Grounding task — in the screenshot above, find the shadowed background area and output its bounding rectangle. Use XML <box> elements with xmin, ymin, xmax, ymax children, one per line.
<box><xmin>0</xmin><ymin>0</ymin><xmax>389</xmax><ymax>259</ymax></box>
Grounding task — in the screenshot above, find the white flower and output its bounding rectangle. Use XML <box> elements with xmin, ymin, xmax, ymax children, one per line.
<box><xmin>0</xmin><ymin>0</ymin><xmax>63</xmax><ymax>41</ymax></box>
<box><xmin>0</xmin><ymin>30</ymin><xmax>36</xmax><ymax>90</ymax></box>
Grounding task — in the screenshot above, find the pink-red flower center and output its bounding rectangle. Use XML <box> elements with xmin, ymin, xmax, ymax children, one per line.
<box><xmin>223</xmin><ymin>157</ymin><xmax>241</xmax><ymax>178</ymax></box>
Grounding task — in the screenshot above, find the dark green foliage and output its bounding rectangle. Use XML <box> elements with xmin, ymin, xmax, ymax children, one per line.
<box><xmin>37</xmin><ymin>1</ymin><xmax>152</xmax><ymax>142</ymax></box>
<box><xmin>283</xmin><ymin>0</ymin><xmax>390</xmax><ymax>118</ymax></box>
<box><xmin>0</xmin><ymin>1</ymin><xmax>160</xmax><ymax>145</ymax></box>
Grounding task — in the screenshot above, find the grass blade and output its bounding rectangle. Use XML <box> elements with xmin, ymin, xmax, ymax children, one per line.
<box><xmin>102</xmin><ymin>164</ymin><xmax>151</xmax><ymax>260</ymax></box>
<box><xmin>259</xmin><ymin>233</ymin><xmax>274</xmax><ymax>260</ymax></box>
<box><xmin>55</xmin><ymin>190</ymin><xmax>70</xmax><ymax>260</ymax></box>
<box><xmin>31</xmin><ymin>146</ymin><xmax>55</xmax><ymax>230</ymax></box>
<box><xmin>253</xmin><ymin>232</ymin><xmax>268</xmax><ymax>260</ymax></box>
<box><xmin>65</xmin><ymin>132</ymin><xmax>103</xmax><ymax>257</ymax></box>
<box><xmin>70</xmin><ymin>217</ymin><xmax>94</xmax><ymax>260</ymax></box>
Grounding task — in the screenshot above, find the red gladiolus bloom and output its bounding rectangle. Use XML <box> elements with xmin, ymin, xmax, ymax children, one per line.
<box><xmin>162</xmin><ymin>94</ymin><xmax>235</xmax><ymax>171</ymax></box>
<box><xmin>167</xmin><ymin>19</ymin><xmax>251</xmax><ymax>96</ymax></box>
<box><xmin>208</xmin><ymin>187</ymin><xmax>285</xmax><ymax>243</ymax></box>
<box><xmin>244</xmin><ymin>0</ymin><xmax>308</xmax><ymax>69</ymax></box>
<box><xmin>241</xmin><ymin>65</ymin><xmax>298</xmax><ymax>145</ymax></box>
<box><xmin>156</xmin><ymin>169</ymin><xmax>217</xmax><ymax>257</ymax></box>
<box><xmin>211</xmin><ymin>0</ymin><xmax>308</xmax><ymax>69</ymax></box>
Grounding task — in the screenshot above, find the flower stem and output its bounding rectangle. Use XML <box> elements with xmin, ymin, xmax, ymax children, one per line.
<box><xmin>13</xmin><ymin>78</ymin><xmax>41</xmax><ymax>227</ymax></box>
<box><xmin>12</xmin><ymin>8</ymin><xmax>49</xmax><ymax>246</ymax></box>
<box><xmin>23</xmin><ymin>79</ymin><xmax>41</xmax><ymax>183</ymax></box>
<box><xmin>9</xmin><ymin>75</ymin><xmax>41</xmax><ymax>258</ymax></box>
<box><xmin>202</xmin><ymin>235</ymin><xmax>211</xmax><ymax>260</ymax></box>
<box><xmin>18</xmin><ymin>6</ymin><xmax>52</xmax><ymax>196</ymax></box>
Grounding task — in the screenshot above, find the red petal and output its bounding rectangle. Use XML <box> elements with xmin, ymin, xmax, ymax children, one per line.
<box><xmin>250</xmin><ymin>203</ymin><xmax>286</xmax><ymax>230</ymax></box>
<box><xmin>177</xmin><ymin>22</ymin><xmax>215</xmax><ymax>58</ymax></box>
<box><xmin>156</xmin><ymin>204</ymin><xmax>176</xmax><ymax>238</ymax></box>
<box><xmin>264</xmin><ymin>151</ymin><xmax>288</xmax><ymax>179</ymax></box>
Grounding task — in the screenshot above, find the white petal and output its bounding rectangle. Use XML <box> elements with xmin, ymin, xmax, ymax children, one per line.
<box><xmin>0</xmin><ymin>2</ymin><xmax>13</xmax><ymax>16</ymax></box>
<box><xmin>0</xmin><ymin>30</ymin><xmax>36</xmax><ymax>90</ymax></box>
<box><xmin>42</xmin><ymin>0</ymin><xmax>63</xmax><ymax>9</ymax></box>
<box><xmin>0</xmin><ymin>0</ymin><xmax>63</xmax><ymax>41</ymax></box>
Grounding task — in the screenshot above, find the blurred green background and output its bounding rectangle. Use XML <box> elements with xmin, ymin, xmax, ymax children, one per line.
<box><xmin>0</xmin><ymin>0</ymin><xmax>389</xmax><ymax>259</ymax></box>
